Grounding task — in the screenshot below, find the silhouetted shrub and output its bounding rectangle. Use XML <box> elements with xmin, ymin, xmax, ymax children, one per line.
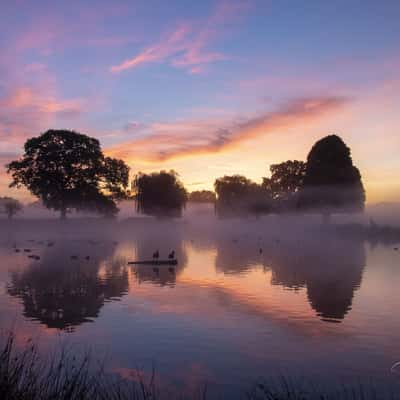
<box><xmin>133</xmin><ymin>170</ymin><xmax>187</xmax><ymax>217</ymax></box>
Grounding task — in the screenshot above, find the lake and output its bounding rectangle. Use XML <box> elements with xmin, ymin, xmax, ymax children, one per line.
<box><xmin>0</xmin><ymin>216</ymin><xmax>399</xmax><ymax>398</ymax></box>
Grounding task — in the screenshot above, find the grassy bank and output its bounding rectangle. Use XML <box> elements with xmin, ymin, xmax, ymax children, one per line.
<box><xmin>0</xmin><ymin>333</ymin><xmax>398</xmax><ymax>400</ymax></box>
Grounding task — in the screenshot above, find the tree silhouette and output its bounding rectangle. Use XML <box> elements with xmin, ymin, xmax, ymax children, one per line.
<box><xmin>214</xmin><ymin>175</ymin><xmax>271</xmax><ymax>217</ymax></box>
<box><xmin>262</xmin><ymin>160</ymin><xmax>306</xmax><ymax>211</ymax></box>
<box><xmin>133</xmin><ymin>170</ymin><xmax>187</xmax><ymax>217</ymax></box>
<box><xmin>188</xmin><ymin>190</ymin><xmax>216</xmax><ymax>203</ymax></box>
<box><xmin>298</xmin><ymin>135</ymin><xmax>365</xmax><ymax>216</ymax></box>
<box><xmin>1</xmin><ymin>197</ymin><xmax>23</xmax><ymax>218</ymax></box>
<box><xmin>7</xmin><ymin>130</ymin><xmax>130</xmax><ymax>218</ymax></box>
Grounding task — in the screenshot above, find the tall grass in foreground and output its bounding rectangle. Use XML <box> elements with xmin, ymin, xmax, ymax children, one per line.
<box><xmin>0</xmin><ymin>332</ymin><xmax>157</xmax><ymax>400</ymax></box>
<box><xmin>0</xmin><ymin>332</ymin><xmax>398</xmax><ymax>400</ymax></box>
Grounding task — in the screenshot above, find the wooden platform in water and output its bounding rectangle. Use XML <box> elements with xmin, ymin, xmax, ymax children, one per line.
<box><xmin>128</xmin><ymin>259</ymin><xmax>178</xmax><ymax>266</ymax></box>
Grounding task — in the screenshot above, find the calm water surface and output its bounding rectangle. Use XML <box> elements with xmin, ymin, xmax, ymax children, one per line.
<box><xmin>0</xmin><ymin>217</ymin><xmax>399</xmax><ymax>397</ymax></box>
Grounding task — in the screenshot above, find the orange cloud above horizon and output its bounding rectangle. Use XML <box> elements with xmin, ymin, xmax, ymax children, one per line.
<box><xmin>106</xmin><ymin>95</ymin><xmax>347</xmax><ymax>163</ymax></box>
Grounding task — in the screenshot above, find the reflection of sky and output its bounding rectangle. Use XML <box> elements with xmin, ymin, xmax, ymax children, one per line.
<box><xmin>0</xmin><ymin>224</ymin><xmax>400</xmax><ymax>396</ymax></box>
<box><xmin>1</xmin><ymin>1</ymin><xmax>400</xmax><ymax>203</ymax></box>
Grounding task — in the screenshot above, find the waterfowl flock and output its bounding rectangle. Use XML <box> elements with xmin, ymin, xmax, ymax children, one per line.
<box><xmin>12</xmin><ymin>238</ymin><xmax>101</xmax><ymax>263</ymax></box>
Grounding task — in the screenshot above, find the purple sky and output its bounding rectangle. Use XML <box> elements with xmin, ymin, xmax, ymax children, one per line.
<box><xmin>1</xmin><ymin>0</ymin><xmax>400</xmax><ymax>202</ymax></box>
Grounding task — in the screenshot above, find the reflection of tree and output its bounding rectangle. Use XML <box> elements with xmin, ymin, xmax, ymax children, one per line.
<box><xmin>7</xmin><ymin>241</ymin><xmax>128</xmax><ymax>331</ymax></box>
<box><xmin>264</xmin><ymin>236</ymin><xmax>366</xmax><ymax>322</ymax></box>
<box><xmin>132</xmin><ymin>225</ymin><xmax>188</xmax><ymax>287</ymax></box>
<box><xmin>212</xmin><ymin>228</ymin><xmax>366</xmax><ymax>322</ymax></box>
<box><xmin>214</xmin><ymin>236</ymin><xmax>261</xmax><ymax>275</ymax></box>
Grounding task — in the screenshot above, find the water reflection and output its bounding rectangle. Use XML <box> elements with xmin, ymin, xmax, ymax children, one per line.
<box><xmin>212</xmin><ymin>229</ymin><xmax>366</xmax><ymax>323</ymax></box>
<box><xmin>1</xmin><ymin>220</ymin><xmax>399</xmax><ymax>397</ymax></box>
<box><xmin>264</xmin><ymin>237</ymin><xmax>365</xmax><ymax>322</ymax></box>
<box><xmin>5</xmin><ymin>225</ymin><xmax>368</xmax><ymax>328</ymax></box>
<box><xmin>7</xmin><ymin>240</ymin><xmax>129</xmax><ymax>331</ymax></box>
<box><xmin>215</xmin><ymin>237</ymin><xmax>260</xmax><ymax>275</ymax></box>
<box><xmin>132</xmin><ymin>226</ymin><xmax>188</xmax><ymax>287</ymax></box>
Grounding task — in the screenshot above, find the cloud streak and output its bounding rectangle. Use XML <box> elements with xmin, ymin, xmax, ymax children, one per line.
<box><xmin>110</xmin><ymin>24</ymin><xmax>191</xmax><ymax>72</ymax></box>
<box><xmin>106</xmin><ymin>95</ymin><xmax>347</xmax><ymax>162</ymax></box>
<box><xmin>110</xmin><ymin>0</ymin><xmax>249</xmax><ymax>74</ymax></box>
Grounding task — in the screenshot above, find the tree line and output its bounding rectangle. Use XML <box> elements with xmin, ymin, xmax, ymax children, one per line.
<box><xmin>214</xmin><ymin>135</ymin><xmax>365</xmax><ymax>219</ymax></box>
<box><xmin>4</xmin><ymin>130</ymin><xmax>365</xmax><ymax>219</ymax></box>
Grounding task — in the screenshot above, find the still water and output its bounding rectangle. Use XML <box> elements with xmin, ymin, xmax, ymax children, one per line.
<box><xmin>0</xmin><ymin>216</ymin><xmax>399</xmax><ymax>397</ymax></box>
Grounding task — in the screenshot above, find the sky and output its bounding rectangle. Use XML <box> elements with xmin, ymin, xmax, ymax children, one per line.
<box><xmin>0</xmin><ymin>0</ymin><xmax>399</xmax><ymax>204</ymax></box>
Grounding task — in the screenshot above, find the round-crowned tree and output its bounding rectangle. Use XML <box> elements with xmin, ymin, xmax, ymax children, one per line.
<box><xmin>7</xmin><ymin>130</ymin><xmax>130</xmax><ymax>218</ymax></box>
<box><xmin>299</xmin><ymin>135</ymin><xmax>365</xmax><ymax>216</ymax></box>
<box><xmin>133</xmin><ymin>170</ymin><xmax>187</xmax><ymax>217</ymax></box>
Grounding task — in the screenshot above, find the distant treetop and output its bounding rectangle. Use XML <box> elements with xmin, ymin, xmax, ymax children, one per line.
<box><xmin>214</xmin><ymin>175</ymin><xmax>271</xmax><ymax>217</ymax></box>
<box><xmin>263</xmin><ymin>160</ymin><xmax>306</xmax><ymax>200</ymax></box>
<box><xmin>188</xmin><ymin>190</ymin><xmax>216</xmax><ymax>203</ymax></box>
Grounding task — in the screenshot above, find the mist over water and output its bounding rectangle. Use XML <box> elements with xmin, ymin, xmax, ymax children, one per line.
<box><xmin>0</xmin><ymin>205</ymin><xmax>399</xmax><ymax>398</ymax></box>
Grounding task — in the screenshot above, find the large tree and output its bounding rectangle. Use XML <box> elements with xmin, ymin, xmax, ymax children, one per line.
<box><xmin>7</xmin><ymin>130</ymin><xmax>130</xmax><ymax>218</ymax></box>
<box><xmin>214</xmin><ymin>175</ymin><xmax>271</xmax><ymax>217</ymax></box>
<box><xmin>133</xmin><ymin>170</ymin><xmax>187</xmax><ymax>217</ymax></box>
<box><xmin>298</xmin><ymin>135</ymin><xmax>365</xmax><ymax>215</ymax></box>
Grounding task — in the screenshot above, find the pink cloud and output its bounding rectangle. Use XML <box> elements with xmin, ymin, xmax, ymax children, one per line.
<box><xmin>0</xmin><ymin>85</ymin><xmax>88</xmax><ymax>149</ymax></box>
<box><xmin>110</xmin><ymin>24</ymin><xmax>191</xmax><ymax>72</ymax></box>
<box><xmin>106</xmin><ymin>95</ymin><xmax>347</xmax><ymax>162</ymax></box>
<box><xmin>110</xmin><ymin>1</ymin><xmax>249</xmax><ymax>74</ymax></box>
<box><xmin>13</xmin><ymin>3</ymin><xmax>137</xmax><ymax>56</ymax></box>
